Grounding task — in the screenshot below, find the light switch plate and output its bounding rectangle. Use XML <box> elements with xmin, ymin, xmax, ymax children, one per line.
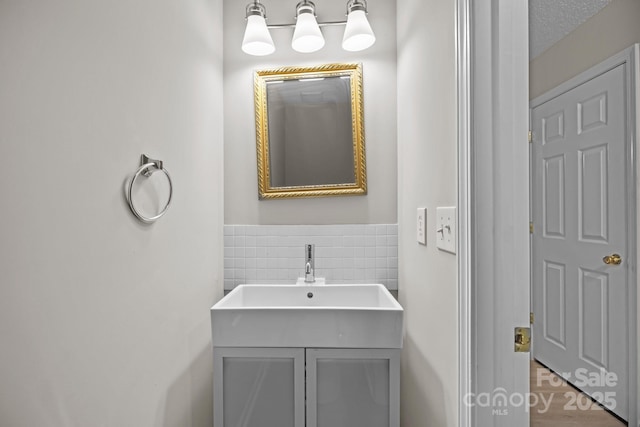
<box><xmin>436</xmin><ymin>207</ymin><xmax>456</xmax><ymax>254</ymax></box>
<box><xmin>417</xmin><ymin>208</ymin><xmax>427</xmax><ymax>245</ymax></box>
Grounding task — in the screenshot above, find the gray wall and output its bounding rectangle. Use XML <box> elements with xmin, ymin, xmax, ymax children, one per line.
<box><xmin>0</xmin><ymin>1</ymin><xmax>224</xmax><ymax>426</ymax></box>
<box><xmin>223</xmin><ymin>0</ymin><xmax>397</xmax><ymax>225</ymax></box>
<box><xmin>530</xmin><ymin>0</ymin><xmax>640</xmax><ymax>99</ymax></box>
<box><xmin>396</xmin><ymin>0</ymin><xmax>458</xmax><ymax>425</ymax></box>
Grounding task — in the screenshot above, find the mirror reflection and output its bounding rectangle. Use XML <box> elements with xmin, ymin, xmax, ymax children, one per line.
<box><xmin>266</xmin><ymin>77</ymin><xmax>355</xmax><ymax>187</ymax></box>
<box><xmin>254</xmin><ymin>63</ymin><xmax>367</xmax><ymax>199</ymax></box>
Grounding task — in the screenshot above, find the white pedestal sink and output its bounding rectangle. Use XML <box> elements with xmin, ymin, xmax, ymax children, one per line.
<box><xmin>211</xmin><ymin>284</ymin><xmax>403</xmax><ymax>348</ymax></box>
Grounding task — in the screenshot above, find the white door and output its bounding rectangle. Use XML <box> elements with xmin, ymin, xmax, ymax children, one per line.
<box><xmin>532</xmin><ymin>64</ymin><xmax>629</xmax><ymax>420</ymax></box>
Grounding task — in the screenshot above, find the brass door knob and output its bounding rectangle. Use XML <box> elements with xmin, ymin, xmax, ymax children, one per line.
<box><xmin>603</xmin><ymin>254</ymin><xmax>622</xmax><ymax>265</ymax></box>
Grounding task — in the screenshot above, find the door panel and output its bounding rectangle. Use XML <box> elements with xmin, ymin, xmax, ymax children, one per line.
<box><xmin>579</xmin><ymin>268</ymin><xmax>609</xmax><ymax>369</ymax></box>
<box><xmin>543</xmin><ymin>155</ymin><xmax>566</xmax><ymax>237</ymax></box>
<box><xmin>532</xmin><ymin>63</ymin><xmax>628</xmax><ymax>420</ymax></box>
<box><xmin>579</xmin><ymin>144</ymin><xmax>609</xmax><ymax>242</ymax></box>
<box><xmin>542</xmin><ymin>111</ymin><xmax>565</xmax><ymax>144</ymax></box>
<box><xmin>578</xmin><ymin>92</ymin><xmax>608</xmax><ymax>134</ymax></box>
<box><xmin>543</xmin><ymin>261</ymin><xmax>566</xmax><ymax>348</ymax></box>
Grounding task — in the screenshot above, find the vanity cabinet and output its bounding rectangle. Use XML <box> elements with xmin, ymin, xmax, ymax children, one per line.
<box><xmin>213</xmin><ymin>347</ymin><xmax>400</xmax><ymax>427</ymax></box>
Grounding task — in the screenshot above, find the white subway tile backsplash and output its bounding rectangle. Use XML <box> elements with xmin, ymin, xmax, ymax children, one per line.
<box><xmin>365</xmin><ymin>236</ymin><xmax>376</xmax><ymax>247</ymax></box>
<box><xmin>365</xmin><ymin>269</ymin><xmax>376</xmax><ymax>280</ymax></box>
<box><xmin>223</xmin><ymin>224</ymin><xmax>399</xmax><ymax>290</ymax></box>
<box><xmin>365</xmin><ymin>258</ymin><xmax>376</xmax><ymax>269</ymax></box>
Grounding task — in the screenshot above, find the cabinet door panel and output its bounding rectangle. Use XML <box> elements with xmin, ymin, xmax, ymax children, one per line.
<box><xmin>306</xmin><ymin>348</ymin><xmax>400</xmax><ymax>427</ymax></box>
<box><xmin>213</xmin><ymin>348</ymin><xmax>305</xmax><ymax>427</ymax></box>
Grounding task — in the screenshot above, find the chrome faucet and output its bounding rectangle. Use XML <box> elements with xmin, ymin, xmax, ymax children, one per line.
<box><xmin>304</xmin><ymin>244</ymin><xmax>315</xmax><ymax>283</ymax></box>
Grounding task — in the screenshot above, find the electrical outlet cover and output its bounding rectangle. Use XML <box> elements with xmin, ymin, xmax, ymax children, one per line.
<box><xmin>417</xmin><ymin>208</ymin><xmax>426</xmax><ymax>245</ymax></box>
<box><xmin>436</xmin><ymin>206</ymin><xmax>456</xmax><ymax>254</ymax></box>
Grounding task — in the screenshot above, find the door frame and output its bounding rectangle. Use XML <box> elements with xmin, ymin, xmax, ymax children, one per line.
<box><xmin>457</xmin><ymin>1</ymin><xmax>531</xmax><ymax>426</ymax></box>
<box><xmin>456</xmin><ymin>1</ymin><xmax>472</xmax><ymax>425</ymax></box>
<box><xmin>529</xmin><ymin>44</ymin><xmax>639</xmax><ymax>426</ymax></box>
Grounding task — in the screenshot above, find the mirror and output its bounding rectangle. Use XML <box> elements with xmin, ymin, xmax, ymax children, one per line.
<box><xmin>254</xmin><ymin>63</ymin><xmax>367</xmax><ymax>199</ymax></box>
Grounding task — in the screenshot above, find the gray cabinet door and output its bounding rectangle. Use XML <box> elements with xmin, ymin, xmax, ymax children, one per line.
<box><xmin>213</xmin><ymin>347</ymin><xmax>305</xmax><ymax>427</ymax></box>
<box><xmin>305</xmin><ymin>348</ymin><xmax>400</xmax><ymax>427</ymax></box>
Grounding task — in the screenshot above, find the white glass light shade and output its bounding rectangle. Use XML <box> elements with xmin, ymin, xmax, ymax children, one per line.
<box><xmin>242</xmin><ymin>15</ymin><xmax>275</xmax><ymax>56</ymax></box>
<box><xmin>291</xmin><ymin>12</ymin><xmax>325</xmax><ymax>53</ymax></box>
<box><xmin>342</xmin><ymin>9</ymin><xmax>375</xmax><ymax>51</ymax></box>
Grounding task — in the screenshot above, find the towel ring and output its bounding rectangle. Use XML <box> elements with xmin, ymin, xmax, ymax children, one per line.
<box><xmin>126</xmin><ymin>154</ymin><xmax>173</xmax><ymax>224</ymax></box>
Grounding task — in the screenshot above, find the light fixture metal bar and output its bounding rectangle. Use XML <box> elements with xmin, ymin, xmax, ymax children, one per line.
<box><xmin>267</xmin><ymin>20</ymin><xmax>347</xmax><ymax>29</ymax></box>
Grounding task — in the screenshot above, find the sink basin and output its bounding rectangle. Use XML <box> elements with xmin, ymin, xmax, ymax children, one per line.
<box><xmin>211</xmin><ymin>284</ymin><xmax>403</xmax><ymax>349</ymax></box>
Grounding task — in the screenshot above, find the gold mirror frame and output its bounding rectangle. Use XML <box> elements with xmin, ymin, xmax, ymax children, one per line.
<box><xmin>254</xmin><ymin>63</ymin><xmax>367</xmax><ymax>199</ymax></box>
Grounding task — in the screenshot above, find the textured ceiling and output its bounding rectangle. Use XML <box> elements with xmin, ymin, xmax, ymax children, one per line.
<box><xmin>529</xmin><ymin>0</ymin><xmax>611</xmax><ymax>59</ymax></box>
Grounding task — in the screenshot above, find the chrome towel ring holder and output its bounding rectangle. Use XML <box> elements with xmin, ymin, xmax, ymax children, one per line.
<box><xmin>125</xmin><ymin>154</ymin><xmax>173</xmax><ymax>224</ymax></box>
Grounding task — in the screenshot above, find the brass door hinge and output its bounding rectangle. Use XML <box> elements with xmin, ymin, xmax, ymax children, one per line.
<box><xmin>528</xmin><ymin>130</ymin><xmax>533</xmax><ymax>143</ymax></box>
<box><xmin>515</xmin><ymin>327</ymin><xmax>531</xmax><ymax>352</ymax></box>
<box><xmin>530</xmin><ymin>312</ymin><xmax>534</xmax><ymax>324</ymax></box>
<box><xmin>530</xmin><ymin>222</ymin><xmax>534</xmax><ymax>234</ymax></box>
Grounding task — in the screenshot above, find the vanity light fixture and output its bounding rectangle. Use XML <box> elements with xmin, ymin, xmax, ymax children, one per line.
<box><xmin>342</xmin><ymin>0</ymin><xmax>376</xmax><ymax>51</ymax></box>
<box><xmin>242</xmin><ymin>1</ymin><xmax>276</xmax><ymax>56</ymax></box>
<box><xmin>241</xmin><ymin>0</ymin><xmax>375</xmax><ymax>55</ymax></box>
<box><xmin>291</xmin><ymin>1</ymin><xmax>325</xmax><ymax>53</ymax></box>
